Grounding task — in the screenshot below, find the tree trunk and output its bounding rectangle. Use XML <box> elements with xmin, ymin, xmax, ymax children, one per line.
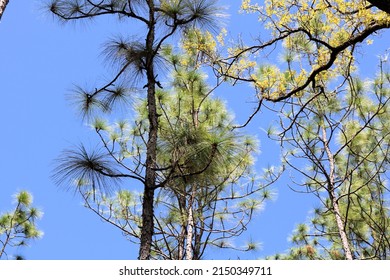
<box><xmin>321</xmin><ymin>126</ymin><xmax>354</xmax><ymax>260</ymax></box>
<box><xmin>194</xmin><ymin>211</ymin><xmax>203</xmax><ymax>259</ymax></box>
<box><xmin>0</xmin><ymin>0</ymin><xmax>10</xmax><ymax>20</ymax></box>
<box><xmin>331</xmin><ymin>194</ymin><xmax>354</xmax><ymax>260</ymax></box>
<box><xmin>178</xmin><ymin>194</ymin><xmax>187</xmax><ymax>260</ymax></box>
<box><xmin>138</xmin><ymin>0</ymin><xmax>158</xmax><ymax>260</ymax></box>
<box><xmin>185</xmin><ymin>185</ymin><xmax>196</xmax><ymax>260</ymax></box>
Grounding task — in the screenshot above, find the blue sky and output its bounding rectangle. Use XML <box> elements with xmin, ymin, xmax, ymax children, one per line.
<box><xmin>1</xmin><ymin>1</ymin><xmax>389</xmax><ymax>260</ymax></box>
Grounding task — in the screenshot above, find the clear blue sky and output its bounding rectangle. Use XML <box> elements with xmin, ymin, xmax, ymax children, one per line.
<box><xmin>1</xmin><ymin>1</ymin><xmax>389</xmax><ymax>260</ymax></box>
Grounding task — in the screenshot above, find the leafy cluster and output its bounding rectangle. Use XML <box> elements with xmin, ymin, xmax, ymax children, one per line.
<box><xmin>219</xmin><ymin>0</ymin><xmax>390</xmax><ymax>103</ymax></box>
<box><xmin>0</xmin><ymin>191</ymin><xmax>43</xmax><ymax>260</ymax></box>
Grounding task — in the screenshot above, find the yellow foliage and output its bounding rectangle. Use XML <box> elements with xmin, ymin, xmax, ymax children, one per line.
<box><xmin>216</xmin><ymin>28</ymin><xmax>228</xmax><ymax>46</ymax></box>
<box><xmin>182</xmin><ymin>30</ymin><xmax>217</xmax><ymax>56</ymax></box>
<box><xmin>238</xmin><ymin>0</ymin><xmax>390</xmax><ymax>100</ymax></box>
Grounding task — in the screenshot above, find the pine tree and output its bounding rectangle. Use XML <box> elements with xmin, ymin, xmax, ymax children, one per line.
<box><xmin>54</xmin><ymin>39</ymin><xmax>279</xmax><ymax>259</ymax></box>
<box><xmin>0</xmin><ymin>191</ymin><xmax>43</xmax><ymax>260</ymax></box>
<box><xmin>49</xmin><ymin>0</ymin><xmax>224</xmax><ymax>259</ymax></box>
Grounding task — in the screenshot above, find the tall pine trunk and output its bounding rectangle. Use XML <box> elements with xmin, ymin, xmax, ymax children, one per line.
<box><xmin>139</xmin><ymin>0</ymin><xmax>157</xmax><ymax>260</ymax></box>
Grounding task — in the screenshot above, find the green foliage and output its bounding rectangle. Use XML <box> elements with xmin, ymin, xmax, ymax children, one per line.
<box><xmin>0</xmin><ymin>191</ymin><xmax>43</xmax><ymax>260</ymax></box>
<box><xmin>60</xmin><ymin>45</ymin><xmax>280</xmax><ymax>259</ymax></box>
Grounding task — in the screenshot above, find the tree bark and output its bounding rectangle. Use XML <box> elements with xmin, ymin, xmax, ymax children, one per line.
<box><xmin>331</xmin><ymin>195</ymin><xmax>354</xmax><ymax>260</ymax></box>
<box><xmin>138</xmin><ymin>0</ymin><xmax>158</xmax><ymax>260</ymax></box>
<box><xmin>367</xmin><ymin>0</ymin><xmax>390</xmax><ymax>14</ymax></box>
<box><xmin>178</xmin><ymin>194</ymin><xmax>187</xmax><ymax>260</ymax></box>
<box><xmin>0</xmin><ymin>0</ymin><xmax>10</xmax><ymax>20</ymax></box>
<box><xmin>185</xmin><ymin>186</ymin><xmax>196</xmax><ymax>260</ymax></box>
